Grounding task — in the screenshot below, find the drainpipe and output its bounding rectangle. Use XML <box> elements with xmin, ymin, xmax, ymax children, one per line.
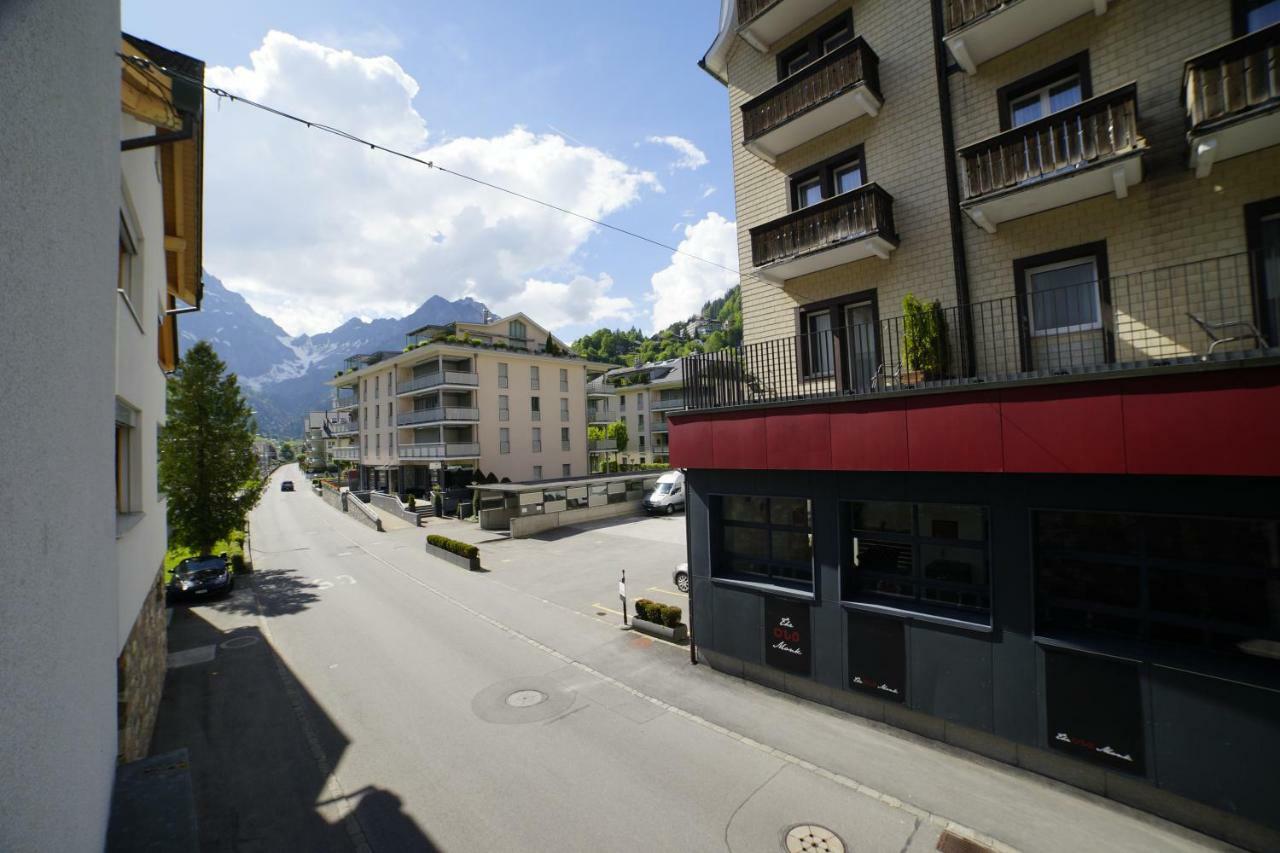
<box><xmin>929</xmin><ymin>1</ymin><xmax>977</xmax><ymax>375</ymax></box>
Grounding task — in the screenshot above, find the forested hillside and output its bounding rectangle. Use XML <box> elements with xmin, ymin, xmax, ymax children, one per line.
<box><xmin>572</xmin><ymin>285</ymin><xmax>741</xmax><ymax>365</ymax></box>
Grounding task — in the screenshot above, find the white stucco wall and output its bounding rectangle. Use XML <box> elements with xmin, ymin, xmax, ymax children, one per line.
<box><xmin>0</xmin><ymin>0</ymin><xmax>123</xmax><ymax>850</ymax></box>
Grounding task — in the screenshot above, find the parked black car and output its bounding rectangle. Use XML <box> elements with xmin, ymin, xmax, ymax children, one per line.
<box><xmin>281</xmin><ymin>480</ymin><xmax>295</xmax><ymax>492</ymax></box>
<box><xmin>168</xmin><ymin>555</ymin><xmax>234</xmax><ymax>601</ymax></box>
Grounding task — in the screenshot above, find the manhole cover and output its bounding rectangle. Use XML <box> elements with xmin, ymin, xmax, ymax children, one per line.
<box><xmin>506</xmin><ymin>689</ymin><xmax>546</xmax><ymax>707</ymax></box>
<box><xmin>784</xmin><ymin>825</ymin><xmax>845</xmax><ymax>853</ymax></box>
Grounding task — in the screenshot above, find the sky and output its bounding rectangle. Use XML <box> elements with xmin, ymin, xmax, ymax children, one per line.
<box><xmin>122</xmin><ymin>0</ymin><xmax>739</xmax><ymax>340</ymax></box>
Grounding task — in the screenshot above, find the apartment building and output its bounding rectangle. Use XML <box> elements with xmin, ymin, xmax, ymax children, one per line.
<box><xmin>1</xmin><ymin>13</ymin><xmax>206</xmax><ymax>849</ymax></box>
<box><xmin>328</xmin><ymin>313</ymin><xmax>602</xmax><ymax>490</ymax></box>
<box><xmin>600</xmin><ymin>360</ymin><xmax>684</xmax><ymax>465</ymax></box>
<box><xmin>677</xmin><ymin>1</ymin><xmax>1280</xmax><ymax>845</ymax></box>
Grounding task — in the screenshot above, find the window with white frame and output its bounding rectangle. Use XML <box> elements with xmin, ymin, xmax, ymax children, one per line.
<box><xmin>1025</xmin><ymin>256</ymin><xmax>1102</xmax><ymax>336</ymax></box>
<box><xmin>560</xmin><ymin>397</ymin><xmax>569</xmax><ymax>421</ymax></box>
<box><xmin>498</xmin><ymin>362</ymin><xmax>509</xmax><ymax>388</ymax></box>
<box><xmin>562</xmin><ymin>463</ymin><xmax>571</xmax><ymax>477</ymax></box>
<box><xmin>500</xmin><ymin>427</ymin><xmax>510</xmax><ymax>454</ymax></box>
<box><xmin>560</xmin><ymin>426</ymin><xmax>570</xmax><ymax>451</ymax></box>
<box><xmin>531</xmin><ymin>365</ymin><xmax>540</xmax><ymax>390</ymax></box>
<box><xmin>531</xmin><ymin>396</ymin><xmax>541</xmax><ymax>421</ymax></box>
<box><xmin>115</xmin><ymin>400</ymin><xmax>139</xmax><ymax>515</ymax></box>
<box><xmin>117</xmin><ymin>214</ymin><xmax>142</xmax><ymax>313</ymax></box>
<box><xmin>559</xmin><ymin>368</ymin><xmax>568</xmax><ymax>392</ymax></box>
<box><xmin>498</xmin><ymin>394</ymin><xmax>509</xmax><ymax>421</ymax></box>
<box><xmin>803</xmin><ymin>309</ymin><xmax>835</xmax><ymax>377</ymax></box>
<box><xmin>1007</xmin><ymin>69</ymin><xmax>1084</xmax><ymax>128</ymax></box>
<box><xmin>532</xmin><ymin>427</ymin><xmax>542</xmax><ymax>453</ymax></box>
<box><xmin>509</xmin><ymin>319</ymin><xmax>527</xmax><ymax>343</ymax></box>
<box><xmin>533</xmin><ymin>465</ymin><xmax>543</xmax><ymax>480</ymax></box>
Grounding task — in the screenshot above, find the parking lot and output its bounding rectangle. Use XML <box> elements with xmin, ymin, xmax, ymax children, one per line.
<box><xmin>414</xmin><ymin>511</ymin><xmax>690</xmax><ymax>635</ymax></box>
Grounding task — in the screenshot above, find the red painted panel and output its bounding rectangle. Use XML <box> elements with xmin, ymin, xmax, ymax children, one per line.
<box><xmin>1000</xmin><ymin>384</ymin><xmax>1127</xmax><ymax>474</ymax></box>
<box><xmin>905</xmin><ymin>392</ymin><xmax>1004</xmax><ymax>472</ymax></box>
<box><xmin>667</xmin><ymin>416</ymin><xmax>714</xmax><ymax>469</ymax></box>
<box><xmin>829</xmin><ymin>398</ymin><xmax>910</xmax><ymax>471</ymax></box>
<box><xmin>1121</xmin><ymin>371</ymin><xmax>1280</xmax><ymax>476</ymax></box>
<box><xmin>765</xmin><ymin>407</ymin><xmax>832</xmax><ymax>470</ymax></box>
<box><xmin>712</xmin><ymin>413</ymin><xmax>769</xmax><ymax>470</ymax></box>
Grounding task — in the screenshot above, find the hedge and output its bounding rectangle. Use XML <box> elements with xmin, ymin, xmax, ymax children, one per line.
<box><xmin>634</xmin><ymin>598</ymin><xmax>682</xmax><ymax>628</ymax></box>
<box><xmin>426</xmin><ymin>534</ymin><xmax>479</xmax><ymax>560</ymax></box>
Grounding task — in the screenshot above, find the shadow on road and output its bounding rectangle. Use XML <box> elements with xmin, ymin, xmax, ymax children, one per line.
<box><xmin>206</xmin><ymin>568</ymin><xmax>321</xmax><ymax>617</ymax></box>
<box><xmin>153</xmin><ymin>607</ymin><xmax>440</xmax><ymax>851</ymax></box>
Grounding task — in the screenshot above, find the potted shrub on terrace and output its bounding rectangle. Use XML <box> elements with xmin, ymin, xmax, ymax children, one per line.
<box><xmin>901</xmin><ymin>293</ymin><xmax>948</xmax><ymax>386</ymax></box>
<box><xmin>631</xmin><ymin>598</ymin><xmax>688</xmax><ymax>642</ymax></box>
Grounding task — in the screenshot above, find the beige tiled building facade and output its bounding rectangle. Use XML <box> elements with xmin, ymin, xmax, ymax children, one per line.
<box><xmin>677</xmin><ymin>2</ymin><xmax>1280</xmax><ymax>847</ymax></box>
<box><xmin>329</xmin><ymin>314</ymin><xmax>606</xmax><ymax>490</ymax></box>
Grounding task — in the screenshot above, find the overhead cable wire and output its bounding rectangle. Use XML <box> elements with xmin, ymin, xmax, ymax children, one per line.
<box><xmin>118</xmin><ymin>51</ymin><xmax>755</xmax><ymax>287</ymax></box>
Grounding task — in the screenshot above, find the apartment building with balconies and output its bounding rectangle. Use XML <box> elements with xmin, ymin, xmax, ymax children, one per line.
<box><xmin>327</xmin><ymin>313</ymin><xmax>597</xmax><ymax>491</ymax></box>
<box><xmin>679</xmin><ymin>2</ymin><xmax>1280</xmax><ymax>846</ymax></box>
<box><xmin>601</xmin><ymin>360</ymin><xmax>684</xmax><ymax>465</ymax></box>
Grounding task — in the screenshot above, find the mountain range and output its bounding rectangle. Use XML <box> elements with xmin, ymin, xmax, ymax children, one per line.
<box><xmin>181</xmin><ymin>272</ymin><xmax>488</xmax><ymax>436</ymax></box>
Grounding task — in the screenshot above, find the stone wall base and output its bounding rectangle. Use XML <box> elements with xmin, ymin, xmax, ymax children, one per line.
<box><xmin>117</xmin><ymin>565</ymin><xmax>167</xmax><ymax>763</ymax></box>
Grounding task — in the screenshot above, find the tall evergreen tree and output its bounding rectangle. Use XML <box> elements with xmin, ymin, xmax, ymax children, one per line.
<box><xmin>160</xmin><ymin>341</ymin><xmax>264</xmax><ymax>553</ymax></box>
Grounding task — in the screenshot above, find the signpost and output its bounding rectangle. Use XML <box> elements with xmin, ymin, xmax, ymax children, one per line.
<box><xmin>619</xmin><ymin>569</ymin><xmax>627</xmax><ymax>627</ymax></box>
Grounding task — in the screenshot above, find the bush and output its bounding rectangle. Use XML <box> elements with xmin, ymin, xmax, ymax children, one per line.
<box><xmin>660</xmin><ymin>603</ymin><xmax>682</xmax><ymax>628</ymax></box>
<box><xmin>633</xmin><ymin>599</ymin><xmax>682</xmax><ymax>627</ymax></box>
<box><xmin>230</xmin><ymin>553</ymin><xmax>247</xmax><ymax>574</ymax></box>
<box><xmin>405</xmin><ymin>495</ymin><xmax>416</xmax><ymax>511</ymax></box>
<box><xmin>426</xmin><ymin>534</ymin><xmax>479</xmax><ymax>560</ymax></box>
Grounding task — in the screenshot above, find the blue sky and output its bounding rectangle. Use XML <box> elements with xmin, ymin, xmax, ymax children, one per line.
<box><xmin>122</xmin><ymin>0</ymin><xmax>739</xmax><ymax>339</ymax></box>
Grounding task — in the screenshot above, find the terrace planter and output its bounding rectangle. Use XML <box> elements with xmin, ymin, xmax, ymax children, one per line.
<box><xmin>425</xmin><ymin>541</ymin><xmax>481</xmax><ymax>571</ymax></box>
<box><xmin>630</xmin><ymin>617</ymin><xmax>688</xmax><ymax>643</ymax></box>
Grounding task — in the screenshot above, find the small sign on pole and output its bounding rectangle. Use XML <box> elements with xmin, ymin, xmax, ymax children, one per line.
<box><xmin>619</xmin><ymin>569</ymin><xmax>627</xmax><ymax>626</ymax></box>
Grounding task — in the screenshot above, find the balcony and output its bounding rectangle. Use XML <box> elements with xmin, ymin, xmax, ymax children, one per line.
<box><xmin>942</xmin><ymin>0</ymin><xmax>1109</xmax><ymax>75</ymax></box>
<box><xmin>1185</xmin><ymin>23</ymin><xmax>1280</xmax><ymax>177</ymax></box>
<box><xmin>958</xmin><ymin>84</ymin><xmax>1145</xmax><ymax>234</ymax></box>
<box><xmin>588</xmin><ymin>439</ymin><xmax>618</xmax><ymax>453</ymax></box>
<box><xmin>329</xmin><ymin>421</ymin><xmax>358</xmax><ymax>436</ymax></box>
<box><xmin>683</xmin><ymin>252</ymin><xmax>1278</xmax><ymax>412</ymax></box>
<box><xmin>333</xmin><ymin>395</ymin><xmax>359</xmax><ymax>411</ymax></box>
<box><xmin>396</xmin><ymin>407</ymin><xmax>480</xmax><ymax>427</ymax></box>
<box><xmin>735</xmin><ymin>0</ymin><xmax>841</xmax><ymax>52</ymax></box>
<box><xmin>749</xmin><ymin>184</ymin><xmax>898</xmax><ymax>285</ymax></box>
<box><xmin>399</xmin><ymin>442</ymin><xmax>481</xmax><ymax>461</ymax></box>
<box><xmin>331</xmin><ymin>447</ymin><xmax>359</xmax><ymax>461</ymax></box>
<box><xmin>396</xmin><ymin>370</ymin><xmax>479</xmax><ymax>396</ymax></box>
<box><xmin>587</xmin><ymin>406</ymin><xmax>614</xmax><ymax>424</ymax></box>
<box><xmin>741</xmin><ymin>38</ymin><xmax>882</xmax><ymax>162</ymax></box>
<box><xmin>650</xmin><ymin>397</ymin><xmax>684</xmax><ymax>412</ymax></box>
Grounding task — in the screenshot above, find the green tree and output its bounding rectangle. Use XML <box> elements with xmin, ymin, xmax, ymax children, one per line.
<box><xmin>160</xmin><ymin>341</ymin><xmax>264</xmax><ymax>554</ymax></box>
<box><xmin>606</xmin><ymin>419</ymin><xmax>629</xmax><ymax>454</ymax></box>
<box><xmin>279</xmin><ymin>441</ymin><xmax>296</xmax><ymax>462</ymax></box>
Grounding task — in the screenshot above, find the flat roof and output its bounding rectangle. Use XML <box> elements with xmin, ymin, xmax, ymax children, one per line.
<box><xmin>471</xmin><ymin>470</ymin><xmax>673</xmax><ymax>494</ymax></box>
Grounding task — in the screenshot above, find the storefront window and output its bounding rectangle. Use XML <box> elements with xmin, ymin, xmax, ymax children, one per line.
<box><xmin>715</xmin><ymin>495</ymin><xmax>814</xmax><ymax>591</ymax></box>
<box><xmin>1035</xmin><ymin>510</ymin><xmax>1280</xmax><ymax>659</ymax></box>
<box><xmin>844</xmin><ymin>501</ymin><xmax>990</xmax><ymax>618</ymax></box>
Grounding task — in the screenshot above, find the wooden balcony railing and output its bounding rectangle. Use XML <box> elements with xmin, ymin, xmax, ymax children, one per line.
<box><xmin>742</xmin><ymin>38</ymin><xmax>880</xmax><ymax>144</ymax></box>
<box><xmin>736</xmin><ymin>0</ymin><xmax>782</xmax><ymax>25</ymax></box>
<box><xmin>941</xmin><ymin>0</ymin><xmax>1008</xmax><ymax>34</ymax></box>
<box><xmin>959</xmin><ymin>84</ymin><xmax>1143</xmax><ymax>202</ymax></box>
<box><xmin>1185</xmin><ymin>22</ymin><xmax>1280</xmax><ymax>131</ymax></box>
<box><xmin>749</xmin><ymin>183</ymin><xmax>896</xmax><ymax>269</ymax></box>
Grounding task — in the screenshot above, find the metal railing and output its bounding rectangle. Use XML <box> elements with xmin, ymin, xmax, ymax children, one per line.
<box><xmin>397</xmin><ymin>370</ymin><xmax>479</xmax><ymax>395</ymax></box>
<box><xmin>329</xmin><ymin>421</ymin><xmax>358</xmax><ymax>435</ymax></box>
<box><xmin>587</xmin><ymin>406</ymin><xmax>614</xmax><ymax>422</ymax></box>
<box><xmin>398</xmin><ymin>442</ymin><xmax>481</xmax><ymax>460</ymax></box>
<box><xmin>650</xmin><ymin>397</ymin><xmax>684</xmax><ymax>411</ymax></box>
<box><xmin>941</xmin><ymin>0</ymin><xmax>1011</xmax><ymax>34</ymax></box>
<box><xmin>333</xmin><ymin>394</ymin><xmax>359</xmax><ymax>409</ymax></box>
<box><xmin>1185</xmin><ymin>23</ymin><xmax>1280</xmax><ymax>131</ymax></box>
<box><xmin>742</xmin><ymin>38</ymin><xmax>881</xmax><ymax>144</ymax></box>
<box><xmin>750</xmin><ymin>183</ymin><xmax>896</xmax><ymax>269</ymax></box>
<box><xmin>331</xmin><ymin>447</ymin><xmax>359</xmax><ymax>460</ymax></box>
<box><xmin>396</xmin><ymin>407</ymin><xmax>479</xmax><ymax>427</ymax></box>
<box><xmin>683</xmin><ymin>252</ymin><xmax>1278</xmax><ymax>412</ymax></box>
<box><xmin>588</xmin><ymin>439</ymin><xmax>618</xmax><ymax>452</ymax></box>
<box><xmin>959</xmin><ymin>84</ymin><xmax>1143</xmax><ymax>202</ymax></box>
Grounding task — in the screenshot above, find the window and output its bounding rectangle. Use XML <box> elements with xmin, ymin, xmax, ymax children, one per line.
<box><xmin>844</xmin><ymin>501</ymin><xmax>990</xmax><ymax>618</ymax></box>
<box><xmin>1245</xmin><ymin>197</ymin><xmax>1280</xmax><ymax>346</ymax></box>
<box><xmin>560</xmin><ymin>426</ymin><xmax>570</xmax><ymax>451</ymax></box>
<box><xmin>714</xmin><ymin>496</ymin><xmax>814</xmax><ymax>591</ymax></box>
<box><xmin>388</xmin><ymin>402</ymin><xmax>393</xmax><ymax>421</ymax></box>
<box><xmin>789</xmin><ymin>146</ymin><xmax>865</xmax><ymax>211</ymax></box>
<box><xmin>533</xmin><ymin>465</ymin><xmax>543</xmax><ymax>480</ymax></box>
<box><xmin>998</xmin><ymin>54</ymin><xmax>1091</xmax><ymax>130</ymax></box>
<box><xmin>531</xmin><ymin>396</ymin><xmax>541</xmax><ymax>421</ymax></box>
<box><xmin>363</xmin><ymin>435</ymin><xmax>368</xmax><ymax>454</ymax></box>
<box><xmin>1014</xmin><ymin>243</ymin><xmax>1108</xmax><ymax>340</ymax></box>
<box><xmin>499</xmin><ymin>394</ymin><xmax>510</xmax><ymax>421</ymax></box>
<box><xmin>117</xmin><ymin>214</ymin><xmax>142</xmax><ymax>316</ymax></box>
<box><xmin>375</xmin><ymin>376</ymin><xmax>380</xmax><ymax>399</ymax></box>
<box><xmin>500</xmin><ymin>428</ymin><xmax>510</xmax><ymax>454</ymax></box>
<box><xmin>531</xmin><ymin>365</ymin><xmax>540</xmax><ymax>390</ymax></box>
<box><xmin>797</xmin><ymin>292</ymin><xmax>879</xmax><ymax>391</ymax></box>
<box><xmin>115</xmin><ymin>401</ymin><xmax>138</xmax><ymax>515</ymax></box>
<box><xmin>620</xmin><ymin>396</ymin><xmax>626</xmax><ymax>412</ymax></box>
<box><xmin>1236</xmin><ymin>0</ymin><xmax>1280</xmax><ymax>34</ymax></box>
<box><xmin>375</xmin><ymin>407</ymin><xmax>380</xmax><ymax>428</ymax></box>
<box><xmin>1034</xmin><ymin>510</ymin><xmax>1280</xmax><ymax>660</ymax></box>
<box><xmin>562</xmin><ymin>464</ymin><xmax>571</xmax><ymax>477</ymax></box>
<box><xmin>560</xmin><ymin>397</ymin><xmax>569</xmax><ymax>422</ymax></box>
<box><xmin>559</xmin><ymin>368</ymin><xmax>569</xmax><ymax>392</ymax></box>
<box><xmin>509</xmin><ymin>319</ymin><xmax>527</xmax><ymax>343</ymax></box>
<box><xmin>637</xmin><ymin>393</ymin><xmax>644</xmax><ymax>410</ymax></box>
<box><xmin>375</xmin><ymin>434</ymin><xmax>381</xmax><ymax>456</ymax></box>
<box><xmin>639</xmin><ymin>435</ymin><xmax>646</xmax><ymax>450</ymax></box>
<box><xmin>498</xmin><ymin>362</ymin><xmax>509</xmax><ymax>389</ymax></box>
<box><xmin>638</xmin><ymin>414</ymin><xmax>645</xmax><ymax>431</ymax></box>
<box><xmin>532</xmin><ymin>427</ymin><xmax>542</xmax><ymax>453</ymax></box>
<box><xmin>775</xmin><ymin>10</ymin><xmax>853</xmax><ymax>80</ymax></box>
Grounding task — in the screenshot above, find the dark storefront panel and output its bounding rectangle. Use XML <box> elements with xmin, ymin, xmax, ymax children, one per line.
<box><xmin>1043</xmin><ymin>648</ymin><xmax>1146</xmax><ymax>774</ymax></box>
<box><xmin>765</xmin><ymin>597</ymin><xmax>812</xmax><ymax>676</ymax></box>
<box><xmin>847</xmin><ymin>613</ymin><xmax>906</xmax><ymax>702</ymax></box>
<box><xmin>909</xmin><ymin>625</ymin><xmax>994</xmax><ymax>732</ymax></box>
<box><xmin>710</xmin><ymin>583</ymin><xmax>765</xmax><ymax>665</ymax></box>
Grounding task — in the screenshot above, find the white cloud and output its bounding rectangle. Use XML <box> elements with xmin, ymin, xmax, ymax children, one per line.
<box><xmin>700</xmin><ymin>184</ymin><xmax>717</xmax><ymax>198</ymax></box>
<box><xmin>645</xmin><ymin>135</ymin><xmax>709</xmax><ymax>171</ymax></box>
<box><xmin>203</xmin><ymin>31</ymin><xmax>659</xmax><ymax>336</ymax></box>
<box><xmin>648</xmin><ymin>212</ymin><xmax>739</xmax><ymax>331</ymax></box>
<box><xmin>483</xmin><ymin>273</ymin><xmax>634</xmax><ymax>334</ymax></box>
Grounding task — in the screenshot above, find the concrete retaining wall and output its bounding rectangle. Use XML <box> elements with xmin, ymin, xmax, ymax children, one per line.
<box><xmin>509</xmin><ymin>499</ymin><xmax>644</xmax><ymax>538</ymax></box>
<box><xmin>369</xmin><ymin>491</ymin><xmax>431</xmax><ymax>527</ymax></box>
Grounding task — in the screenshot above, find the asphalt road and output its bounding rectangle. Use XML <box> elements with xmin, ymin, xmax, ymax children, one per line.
<box><xmin>158</xmin><ymin>464</ymin><xmax>1234</xmax><ymax>853</ymax></box>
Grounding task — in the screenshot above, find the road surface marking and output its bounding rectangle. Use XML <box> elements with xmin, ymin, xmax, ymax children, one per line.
<box><xmin>647</xmin><ymin>586</ymin><xmax>687</xmax><ymax>599</ymax></box>
<box><xmin>592</xmin><ymin>603</ymin><xmax>624</xmax><ymax>617</ymax></box>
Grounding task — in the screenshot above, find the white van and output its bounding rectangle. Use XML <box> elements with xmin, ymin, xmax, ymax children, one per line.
<box><xmin>643</xmin><ymin>471</ymin><xmax>685</xmax><ymax>515</ymax></box>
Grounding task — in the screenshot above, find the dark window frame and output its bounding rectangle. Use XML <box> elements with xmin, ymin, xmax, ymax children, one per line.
<box><xmin>1243</xmin><ymin>196</ymin><xmax>1280</xmax><ymax>345</ymax></box>
<box><xmin>841</xmin><ymin>500</ymin><xmax>993</xmax><ymax>623</ymax></box>
<box><xmin>712</xmin><ymin>494</ymin><xmax>816</xmax><ymax>593</ymax></box>
<box><xmin>1012</xmin><ymin>241</ymin><xmax>1113</xmax><ymax>371</ymax></box>
<box><xmin>1234</xmin><ymin>0</ymin><xmax>1280</xmax><ymax>35</ymax></box>
<box><xmin>775</xmin><ymin>9</ymin><xmax>854</xmax><ymax>82</ymax></box>
<box><xmin>789</xmin><ymin>144</ymin><xmax>867</xmax><ymax>211</ymax></box>
<box><xmin>996</xmin><ymin>52</ymin><xmax>1093</xmax><ymax>131</ymax></box>
<box><xmin>795</xmin><ymin>289</ymin><xmax>881</xmax><ymax>388</ymax></box>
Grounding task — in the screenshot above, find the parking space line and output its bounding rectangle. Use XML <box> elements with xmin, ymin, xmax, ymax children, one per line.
<box><xmin>592</xmin><ymin>603</ymin><xmax>624</xmax><ymax>617</ymax></box>
<box><xmin>647</xmin><ymin>586</ymin><xmax>687</xmax><ymax>599</ymax></box>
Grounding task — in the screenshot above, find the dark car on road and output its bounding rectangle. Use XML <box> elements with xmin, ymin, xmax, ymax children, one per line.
<box><xmin>168</xmin><ymin>555</ymin><xmax>234</xmax><ymax>601</ymax></box>
<box><xmin>281</xmin><ymin>480</ymin><xmax>295</xmax><ymax>492</ymax></box>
